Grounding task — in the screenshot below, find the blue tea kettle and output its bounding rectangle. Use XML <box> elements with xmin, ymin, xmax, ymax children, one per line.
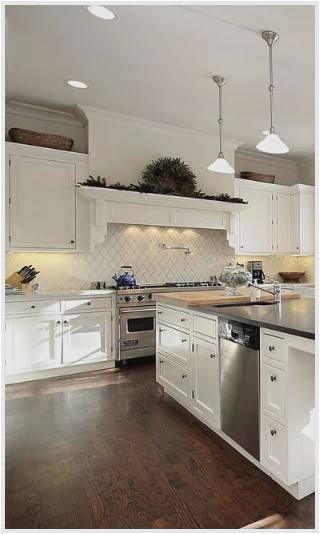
<box><xmin>112</xmin><ymin>266</ymin><xmax>137</xmax><ymax>287</ymax></box>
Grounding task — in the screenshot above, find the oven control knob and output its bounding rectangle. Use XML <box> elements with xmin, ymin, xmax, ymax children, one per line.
<box><xmin>138</xmin><ymin>295</ymin><xmax>145</xmax><ymax>301</ymax></box>
<box><xmin>124</xmin><ymin>296</ymin><xmax>132</xmax><ymax>302</ymax></box>
<box><xmin>148</xmin><ymin>294</ymin><xmax>152</xmax><ymax>299</ymax></box>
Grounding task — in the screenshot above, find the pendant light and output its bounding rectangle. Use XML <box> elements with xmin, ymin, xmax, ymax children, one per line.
<box><xmin>207</xmin><ymin>76</ymin><xmax>235</xmax><ymax>174</ymax></box>
<box><xmin>256</xmin><ymin>31</ymin><xmax>289</xmax><ymax>154</ymax></box>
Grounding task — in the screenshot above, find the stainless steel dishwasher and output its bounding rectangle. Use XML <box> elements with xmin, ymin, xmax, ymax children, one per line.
<box><xmin>219</xmin><ymin>318</ymin><xmax>260</xmax><ymax>460</ymax></box>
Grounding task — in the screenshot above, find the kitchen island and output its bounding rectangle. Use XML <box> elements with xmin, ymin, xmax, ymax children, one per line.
<box><xmin>154</xmin><ymin>289</ymin><xmax>315</xmax><ymax>501</ymax></box>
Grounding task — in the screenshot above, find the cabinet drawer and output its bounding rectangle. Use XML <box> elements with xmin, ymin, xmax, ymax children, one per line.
<box><xmin>156</xmin><ymin>305</ymin><xmax>190</xmax><ymax>329</ymax></box>
<box><xmin>261</xmin><ymin>332</ymin><xmax>287</xmax><ymax>365</ymax></box>
<box><xmin>193</xmin><ymin>313</ymin><xmax>217</xmax><ymax>340</ymax></box>
<box><xmin>261</xmin><ymin>363</ymin><xmax>286</xmax><ymax>422</ymax></box>
<box><xmin>63</xmin><ymin>297</ymin><xmax>112</xmax><ymax>313</ymax></box>
<box><xmin>156</xmin><ymin>353</ymin><xmax>190</xmax><ymax>405</ymax></box>
<box><xmin>157</xmin><ymin>324</ymin><xmax>190</xmax><ymax>368</ymax></box>
<box><xmin>261</xmin><ymin>414</ymin><xmax>288</xmax><ymax>484</ymax></box>
<box><xmin>6</xmin><ymin>299</ymin><xmax>60</xmax><ymax>315</ymax></box>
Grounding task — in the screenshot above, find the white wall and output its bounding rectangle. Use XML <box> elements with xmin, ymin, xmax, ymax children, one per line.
<box><xmin>298</xmin><ymin>157</ymin><xmax>315</xmax><ymax>186</ymax></box>
<box><xmin>5</xmin><ymin>101</ymin><xmax>86</xmax><ymax>154</ymax></box>
<box><xmin>235</xmin><ymin>148</ymin><xmax>301</xmax><ymax>186</ymax></box>
<box><xmin>78</xmin><ymin>106</ymin><xmax>240</xmax><ymax>196</ymax></box>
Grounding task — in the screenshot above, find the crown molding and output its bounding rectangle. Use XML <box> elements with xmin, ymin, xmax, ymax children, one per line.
<box><xmin>6</xmin><ymin>100</ymin><xmax>85</xmax><ymax>128</ymax></box>
<box><xmin>236</xmin><ymin>147</ymin><xmax>298</xmax><ymax>169</ymax></box>
<box><xmin>77</xmin><ymin>105</ymin><xmax>243</xmax><ymax>149</ymax></box>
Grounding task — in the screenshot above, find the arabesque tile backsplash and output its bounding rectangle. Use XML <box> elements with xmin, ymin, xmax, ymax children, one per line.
<box><xmin>6</xmin><ymin>224</ymin><xmax>314</xmax><ymax>290</ymax></box>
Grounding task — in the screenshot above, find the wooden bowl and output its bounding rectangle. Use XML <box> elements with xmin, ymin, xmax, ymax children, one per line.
<box><xmin>278</xmin><ymin>271</ymin><xmax>305</xmax><ymax>282</ymax></box>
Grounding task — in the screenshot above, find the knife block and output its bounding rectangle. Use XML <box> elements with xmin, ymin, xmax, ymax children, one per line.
<box><xmin>5</xmin><ymin>272</ymin><xmax>24</xmax><ymax>289</ymax></box>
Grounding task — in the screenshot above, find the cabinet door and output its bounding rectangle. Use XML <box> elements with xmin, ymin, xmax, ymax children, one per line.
<box><xmin>156</xmin><ymin>353</ymin><xmax>190</xmax><ymax>405</ymax></box>
<box><xmin>261</xmin><ymin>363</ymin><xmax>286</xmax><ymax>423</ymax></box>
<box><xmin>192</xmin><ymin>336</ymin><xmax>220</xmax><ymax>427</ymax></box>
<box><xmin>275</xmin><ymin>194</ymin><xmax>291</xmax><ymax>253</ymax></box>
<box><xmin>300</xmin><ymin>194</ymin><xmax>314</xmax><ymax>255</ymax></box>
<box><xmin>157</xmin><ymin>324</ymin><xmax>190</xmax><ymax>368</ymax></box>
<box><xmin>5</xmin><ymin>315</ymin><xmax>62</xmax><ymax>372</ymax></box>
<box><xmin>62</xmin><ymin>312</ymin><xmax>112</xmax><ymax>364</ymax></box>
<box><xmin>238</xmin><ymin>187</ymin><xmax>273</xmax><ymax>254</ymax></box>
<box><xmin>261</xmin><ymin>414</ymin><xmax>288</xmax><ymax>484</ymax></box>
<box><xmin>9</xmin><ymin>155</ymin><xmax>76</xmax><ymax>249</ymax></box>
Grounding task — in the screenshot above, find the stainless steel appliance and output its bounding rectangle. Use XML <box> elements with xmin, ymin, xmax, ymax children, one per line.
<box><xmin>247</xmin><ymin>260</ymin><xmax>265</xmax><ymax>284</ymax></box>
<box><xmin>116</xmin><ymin>280</ymin><xmax>222</xmax><ymax>362</ymax></box>
<box><xmin>219</xmin><ymin>318</ymin><xmax>260</xmax><ymax>460</ymax></box>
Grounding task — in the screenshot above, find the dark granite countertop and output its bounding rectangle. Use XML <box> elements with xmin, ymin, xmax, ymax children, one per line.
<box><xmin>193</xmin><ymin>298</ymin><xmax>315</xmax><ymax>340</ymax></box>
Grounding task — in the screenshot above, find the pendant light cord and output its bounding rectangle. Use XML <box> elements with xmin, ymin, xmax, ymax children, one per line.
<box><xmin>268</xmin><ymin>43</ymin><xmax>275</xmax><ymax>133</ymax></box>
<box><xmin>218</xmin><ymin>81</ymin><xmax>223</xmax><ymax>157</ymax></box>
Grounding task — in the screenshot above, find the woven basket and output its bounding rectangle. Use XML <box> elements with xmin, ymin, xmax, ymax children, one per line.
<box><xmin>9</xmin><ymin>128</ymin><xmax>74</xmax><ymax>151</ymax></box>
<box><xmin>240</xmin><ymin>171</ymin><xmax>275</xmax><ymax>184</ymax></box>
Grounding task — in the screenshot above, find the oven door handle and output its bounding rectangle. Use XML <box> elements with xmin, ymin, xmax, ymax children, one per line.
<box><xmin>120</xmin><ymin>308</ymin><xmax>155</xmax><ymax>314</ymax></box>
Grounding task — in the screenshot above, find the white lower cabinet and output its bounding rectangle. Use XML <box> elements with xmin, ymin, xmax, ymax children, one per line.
<box><xmin>157</xmin><ymin>324</ymin><xmax>190</xmax><ymax>368</ymax></box>
<box><xmin>5</xmin><ymin>315</ymin><xmax>62</xmax><ymax>372</ymax></box>
<box><xmin>261</xmin><ymin>414</ymin><xmax>288</xmax><ymax>483</ymax></box>
<box><xmin>62</xmin><ymin>311</ymin><xmax>112</xmax><ymax>365</ymax></box>
<box><xmin>192</xmin><ymin>336</ymin><xmax>220</xmax><ymax>427</ymax></box>
<box><xmin>261</xmin><ymin>362</ymin><xmax>286</xmax><ymax>423</ymax></box>
<box><xmin>156</xmin><ymin>353</ymin><xmax>191</xmax><ymax>405</ymax></box>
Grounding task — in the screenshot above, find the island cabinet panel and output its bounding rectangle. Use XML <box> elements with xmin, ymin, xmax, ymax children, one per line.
<box><xmin>157</xmin><ymin>323</ymin><xmax>191</xmax><ymax>368</ymax></box>
<box><xmin>193</xmin><ymin>312</ymin><xmax>217</xmax><ymax>340</ymax></box>
<box><xmin>192</xmin><ymin>336</ymin><xmax>220</xmax><ymax>428</ymax></box>
<box><xmin>261</xmin><ymin>363</ymin><xmax>287</xmax><ymax>423</ymax></box>
<box><xmin>261</xmin><ymin>414</ymin><xmax>288</xmax><ymax>482</ymax></box>
<box><xmin>156</xmin><ymin>304</ymin><xmax>190</xmax><ymax>330</ymax></box>
<box><xmin>156</xmin><ymin>352</ymin><xmax>191</xmax><ymax>406</ymax></box>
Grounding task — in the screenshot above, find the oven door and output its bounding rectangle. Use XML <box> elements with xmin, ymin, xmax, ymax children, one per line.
<box><xmin>119</xmin><ymin>307</ymin><xmax>156</xmax><ymax>359</ymax></box>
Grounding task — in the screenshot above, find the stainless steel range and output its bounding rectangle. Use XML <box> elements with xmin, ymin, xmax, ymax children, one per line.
<box><xmin>115</xmin><ymin>280</ymin><xmax>222</xmax><ymax>363</ymax></box>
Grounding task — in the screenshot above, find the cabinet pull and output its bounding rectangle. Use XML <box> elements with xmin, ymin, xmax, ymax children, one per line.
<box><xmin>157</xmin><ymin>311</ymin><xmax>162</xmax><ymax>315</ymax></box>
<box><xmin>87</xmin><ymin>302</ymin><xmax>92</xmax><ymax>305</ymax></box>
<box><xmin>70</xmin><ymin>240</ymin><xmax>75</xmax><ymax>244</ymax></box>
<box><xmin>159</xmin><ymin>328</ymin><xmax>165</xmax><ymax>333</ymax></box>
<box><xmin>270</xmin><ymin>429</ymin><xmax>277</xmax><ymax>436</ymax></box>
<box><xmin>30</xmin><ymin>305</ymin><xmax>36</xmax><ymax>309</ymax></box>
<box><xmin>268</xmin><ymin>345</ymin><xmax>275</xmax><ymax>352</ymax></box>
<box><xmin>181</xmin><ymin>339</ymin><xmax>187</xmax><ymax>343</ymax></box>
<box><xmin>270</xmin><ymin>375</ymin><xmax>277</xmax><ymax>382</ymax></box>
<box><xmin>210</xmin><ymin>353</ymin><xmax>215</xmax><ymax>358</ymax></box>
<box><xmin>180</xmin><ymin>318</ymin><xmax>186</xmax><ymax>322</ymax></box>
<box><xmin>56</xmin><ymin>320</ymin><xmax>61</xmax><ymax>325</ymax></box>
<box><xmin>159</xmin><ymin>359</ymin><xmax>164</xmax><ymax>364</ymax></box>
<box><xmin>63</xmin><ymin>320</ymin><xmax>69</xmax><ymax>325</ymax></box>
<box><xmin>182</xmin><ymin>374</ymin><xmax>187</xmax><ymax>379</ymax></box>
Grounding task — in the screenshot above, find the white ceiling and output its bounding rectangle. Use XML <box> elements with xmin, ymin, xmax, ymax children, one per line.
<box><xmin>5</xmin><ymin>4</ymin><xmax>315</xmax><ymax>160</ymax></box>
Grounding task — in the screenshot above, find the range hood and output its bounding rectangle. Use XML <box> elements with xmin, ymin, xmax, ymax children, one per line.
<box><xmin>77</xmin><ymin>185</ymin><xmax>247</xmax><ymax>251</ymax></box>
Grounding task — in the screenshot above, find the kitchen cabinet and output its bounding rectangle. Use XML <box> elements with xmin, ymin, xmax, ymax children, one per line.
<box><xmin>62</xmin><ymin>311</ymin><xmax>112</xmax><ymax>364</ymax></box>
<box><xmin>5</xmin><ymin>315</ymin><xmax>62</xmax><ymax>372</ymax></box>
<box><xmin>6</xmin><ymin>142</ymin><xmax>88</xmax><ymax>251</ymax></box>
<box><xmin>157</xmin><ymin>323</ymin><xmax>191</xmax><ymax>368</ymax></box>
<box><xmin>192</xmin><ymin>335</ymin><xmax>220</xmax><ymax>427</ymax></box>
<box><xmin>291</xmin><ymin>193</ymin><xmax>314</xmax><ymax>255</ymax></box>
<box><xmin>5</xmin><ymin>294</ymin><xmax>116</xmax><ymax>382</ymax></box>
<box><xmin>156</xmin><ymin>353</ymin><xmax>191</xmax><ymax>405</ymax></box>
<box><xmin>235</xmin><ymin>179</ymin><xmax>314</xmax><ymax>256</ymax></box>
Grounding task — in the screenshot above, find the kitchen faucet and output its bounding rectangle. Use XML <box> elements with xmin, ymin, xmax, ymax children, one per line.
<box><xmin>248</xmin><ymin>276</ymin><xmax>293</xmax><ymax>303</ymax></box>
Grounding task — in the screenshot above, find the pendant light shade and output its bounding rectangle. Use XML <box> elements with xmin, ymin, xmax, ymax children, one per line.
<box><xmin>256</xmin><ymin>31</ymin><xmax>289</xmax><ymax>154</ymax></box>
<box><xmin>207</xmin><ymin>75</ymin><xmax>234</xmax><ymax>174</ymax></box>
<box><xmin>207</xmin><ymin>157</ymin><xmax>234</xmax><ymax>174</ymax></box>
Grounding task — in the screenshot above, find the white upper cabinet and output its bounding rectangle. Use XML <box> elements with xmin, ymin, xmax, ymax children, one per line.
<box><xmin>291</xmin><ymin>193</ymin><xmax>315</xmax><ymax>255</ymax></box>
<box><xmin>238</xmin><ymin>186</ymin><xmax>273</xmax><ymax>254</ymax></box>
<box><xmin>6</xmin><ymin>143</ymin><xmax>88</xmax><ymax>251</ymax></box>
<box><xmin>235</xmin><ymin>179</ymin><xmax>314</xmax><ymax>256</ymax></box>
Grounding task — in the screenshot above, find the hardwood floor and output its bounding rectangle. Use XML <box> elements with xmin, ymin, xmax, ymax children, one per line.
<box><xmin>6</xmin><ymin>358</ymin><xmax>315</xmax><ymax>529</ymax></box>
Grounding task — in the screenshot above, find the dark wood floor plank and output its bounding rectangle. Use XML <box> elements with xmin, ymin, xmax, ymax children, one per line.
<box><xmin>6</xmin><ymin>359</ymin><xmax>315</xmax><ymax>529</ymax></box>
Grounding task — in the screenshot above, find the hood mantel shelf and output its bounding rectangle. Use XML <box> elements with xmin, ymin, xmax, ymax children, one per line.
<box><xmin>77</xmin><ymin>185</ymin><xmax>247</xmax><ymax>251</ymax></box>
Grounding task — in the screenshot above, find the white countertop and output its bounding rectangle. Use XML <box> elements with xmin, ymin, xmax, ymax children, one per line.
<box><xmin>5</xmin><ymin>289</ymin><xmax>116</xmax><ymax>302</ymax></box>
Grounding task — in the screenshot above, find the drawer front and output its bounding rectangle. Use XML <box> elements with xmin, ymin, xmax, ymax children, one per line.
<box><xmin>193</xmin><ymin>313</ymin><xmax>217</xmax><ymax>340</ymax></box>
<box><xmin>261</xmin><ymin>332</ymin><xmax>287</xmax><ymax>365</ymax></box>
<box><xmin>261</xmin><ymin>363</ymin><xmax>286</xmax><ymax>422</ymax></box>
<box><xmin>156</xmin><ymin>353</ymin><xmax>190</xmax><ymax>405</ymax></box>
<box><xmin>63</xmin><ymin>297</ymin><xmax>112</xmax><ymax>313</ymax></box>
<box><xmin>261</xmin><ymin>414</ymin><xmax>288</xmax><ymax>484</ymax></box>
<box><xmin>157</xmin><ymin>305</ymin><xmax>190</xmax><ymax>329</ymax></box>
<box><xmin>157</xmin><ymin>324</ymin><xmax>190</xmax><ymax>368</ymax></box>
<box><xmin>6</xmin><ymin>299</ymin><xmax>60</xmax><ymax>315</ymax></box>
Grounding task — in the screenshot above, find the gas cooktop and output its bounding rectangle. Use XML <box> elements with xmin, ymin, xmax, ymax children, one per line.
<box><xmin>114</xmin><ymin>281</ymin><xmax>221</xmax><ymax>291</ymax></box>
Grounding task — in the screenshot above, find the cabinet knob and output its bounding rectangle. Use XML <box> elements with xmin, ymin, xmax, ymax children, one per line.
<box><xmin>30</xmin><ymin>305</ymin><xmax>36</xmax><ymax>309</ymax></box>
<box><xmin>70</xmin><ymin>240</ymin><xmax>75</xmax><ymax>244</ymax></box>
<box><xmin>157</xmin><ymin>311</ymin><xmax>162</xmax><ymax>315</ymax></box>
<box><xmin>87</xmin><ymin>302</ymin><xmax>92</xmax><ymax>305</ymax></box>
<box><xmin>181</xmin><ymin>339</ymin><xmax>187</xmax><ymax>343</ymax></box>
<box><xmin>182</xmin><ymin>374</ymin><xmax>187</xmax><ymax>379</ymax></box>
<box><xmin>159</xmin><ymin>328</ymin><xmax>165</xmax><ymax>333</ymax></box>
<box><xmin>240</xmin><ymin>246</ymin><xmax>244</xmax><ymax>249</ymax></box>
<box><xmin>159</xmin><ymin>359</ymin><xmax>164</xmax><ymax>364</ymax></box>
<box><xmin>268</xmin><ymin>345</ymin><xmax>275</xmax><ymax>352</ymax></box>
<box><xmin>210</xmin><ymin>353</ymin><xmax>215</xmax><ymax>358</ymax></box>
<box><xmin>180</xmin><ymin>318</ymin><xmax>186</xmax><ymax>322</ymax></box>
<box><xmin>63</xmin><ymin>320</ymin><xmax>69</xmax><ymax>325</ymax></box>
<box><xmin>270</xmin><ymin>429</ymin><xmax>277</xmax><ymax>436</ymax></box>
<box><xmin>270</xmin><ymin>375</ymin><xmax>277</xmax><ymax>382</ymax></box>
<box><xmin>56</xmin><ymin>320</ymin><xmax>61</xmax><ymax>325</ymax></box>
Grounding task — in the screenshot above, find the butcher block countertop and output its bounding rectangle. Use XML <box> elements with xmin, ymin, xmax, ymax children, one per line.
<box><xmin>152</xmin><ymin>288</ymin><xmax>301</xmax><ymax>307</ymax></box>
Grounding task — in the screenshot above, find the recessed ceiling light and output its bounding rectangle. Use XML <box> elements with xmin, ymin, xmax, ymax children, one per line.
<box><xmin>66</xmin><ymin>80</ymin><xmax>88</xmax><ymax>89</ymax></box>
<box><xmin>87</xmin><ymin>5</ymin><xmax>117</xmax><ymax>20</ymax></box>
